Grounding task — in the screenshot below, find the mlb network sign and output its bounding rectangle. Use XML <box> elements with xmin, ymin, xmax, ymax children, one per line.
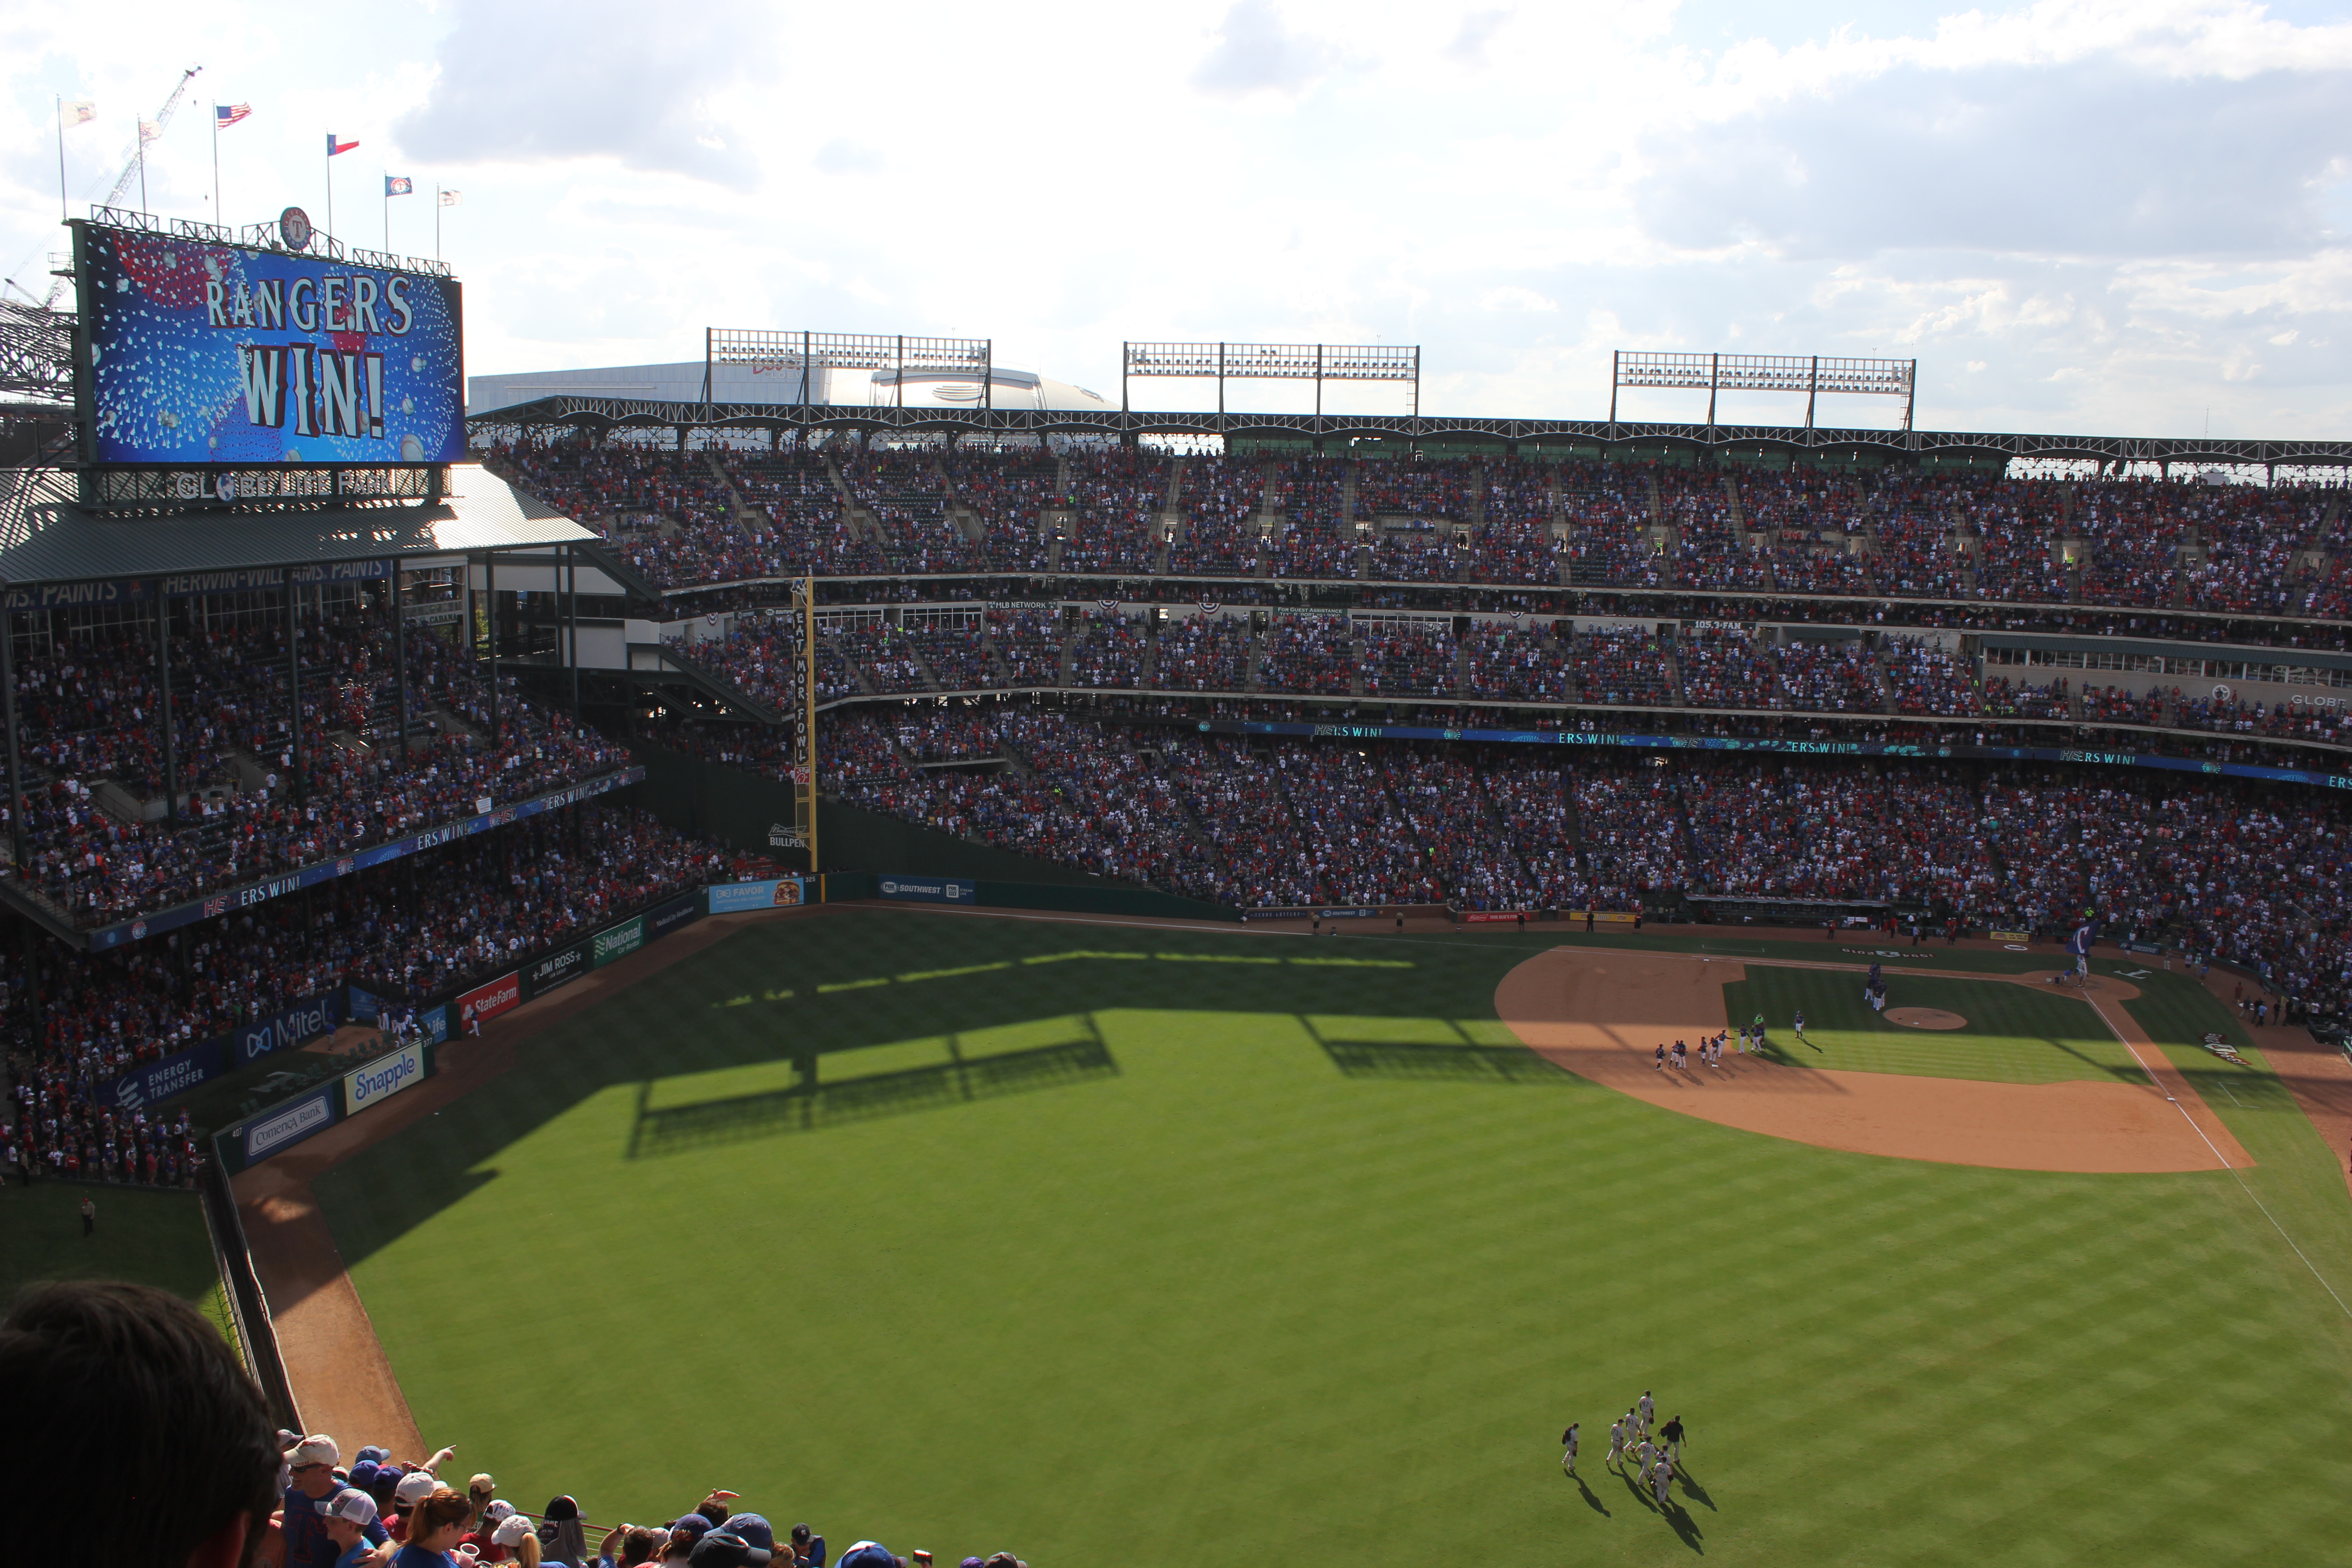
<box><xmin>878</xmin><ymin>876</ymin><xmax>975</xmax><ymax>904</ymax></box>
<box><xmin>344</xmin><ymin>1043</ymin><xmax>424</xmax><ymax>1115</ymax></box>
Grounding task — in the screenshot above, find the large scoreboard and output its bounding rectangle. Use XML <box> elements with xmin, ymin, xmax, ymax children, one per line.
<box><xmin>71</xmin><ymin>217</ymin><xmax>464</xmax><ymax>477</ymax></box>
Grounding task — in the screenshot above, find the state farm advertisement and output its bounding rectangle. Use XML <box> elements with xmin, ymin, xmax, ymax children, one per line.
<box><xmin>456</xmin><ymin>971</ymin><xmax>521</xmax><ymax>1032</ymax></box>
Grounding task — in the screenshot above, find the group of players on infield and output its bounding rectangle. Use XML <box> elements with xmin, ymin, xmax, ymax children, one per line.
<box><xmin>1560</xmin><ymin>1391</ymin><xmax>1689</xmax><ymax>1509</ymax></box>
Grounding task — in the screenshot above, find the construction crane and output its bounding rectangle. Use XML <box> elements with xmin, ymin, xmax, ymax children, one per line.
<box><xmin>36</xmin><ymin>65</ymin><xmax>202</xmax><ymax>308</ymax></box>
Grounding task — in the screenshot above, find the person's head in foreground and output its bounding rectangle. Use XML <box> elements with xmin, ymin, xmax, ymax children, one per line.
<box><xmin>411</xmin><ymin>1488</ymin><xmax>479</xmax><ymax>1556</ymax></box>
<box><xmin>0</xmin><ymin>1279</ymin><xmax>279</xmax><ymax>1568</ymax></box>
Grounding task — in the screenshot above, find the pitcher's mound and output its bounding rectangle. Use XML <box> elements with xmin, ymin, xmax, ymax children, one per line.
<box><xmin>1888</xmin><ymin>1007</ymin><xmax>1968</xmax><ymax>1030</ymax></box>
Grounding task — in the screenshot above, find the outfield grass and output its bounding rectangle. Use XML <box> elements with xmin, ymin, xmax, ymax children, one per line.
<box><xmin>0</xmin><ymin>1181</ymin><xmax>232</xmax><ymax>1339</ymax></box>
<box><xmin>1720</xmin><ymin>966</ymin><xmax>2148</xmax><ymax>1085</ymax></box>
<box><xmin>316</xmin><ymin>915</ymin><xmax>2352</xmax><ymax>1566</ymax></box>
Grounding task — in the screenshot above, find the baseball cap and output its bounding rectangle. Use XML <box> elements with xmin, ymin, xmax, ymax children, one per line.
<box><xmin>348</xmin><ymin>1460</ymin><xmax>382</xmax><ymax>1491</ymax></box>
<box><xmin>293</xmin><ymin>1435</ymin><xmax>341</xmax><ymax>1469</ymax></box>
<box><xmin>688</xmin><ymin>1534</ymin><xmax>754</xmax><ymax>1568</ymax></box>
<box><xmin>395</xmin><ymin>1470</ymin><xmax>440</xmax><ymax>1506</ymax></box>
<box><xmin>481</xmin><ymin>1500</ymin><xmax>515</xmax><ymax>1525</ymax></box>
<box><xmin>467</xmin><ymin>1472</ymin><xmax>496</xmax><ymax>1494</ymax></box>
<box><xmin>545</xmin><ymin>1496</ymin><xmax>580</xmax><ymax>1523</ymax></box>
<box><xmin>722</xmin><ymin>1513</ymin><xmax>775</xmax><ymax>1564</ymax></box>
<box><xmin>837</xmin><ymin>1547</ymin><xmax>901</xmax><ymax>1568</ymax></box>
<box><xmin>325</xmin><ymin>1490</ymin><xmax>379</xmax><ymax>1528</ymax></box>
<box><xmin>493</xmin><ymin>1514</ymin><xmax>536</xmax><ymax>1548</ymax></box>
<box><xmin>670</xmin><ymin>1514</ymin><xmax>715</xmax><ymax>1539</ymax></box>
<box><xmin>355</xmin><ymin>1446</ymin><xmax>391</xmax><ymax>1466</ymax></box>
<box><xmin>277</xmin><ymin>1430</ymin><xmax>303</xmax><ymax>1451</ymax></box>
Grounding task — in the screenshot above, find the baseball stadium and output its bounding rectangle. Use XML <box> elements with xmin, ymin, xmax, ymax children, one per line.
<box><xmin>9</xmin><ymin>186</ymin><xmax>2352</xmax><ymax>1568</ymax></box>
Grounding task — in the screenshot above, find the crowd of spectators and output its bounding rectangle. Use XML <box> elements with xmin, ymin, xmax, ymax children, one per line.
<box><xmin>12</xmin><ymin>609</ymin><xmax>632</xmax><ymax>931</ymax></box>
<box><xmin>1881</xmin><ymin>637</ymin><xmax>1982</xmax><ymax>717</ymax></box>
<box><xmin>1169</xmin><ymin>457</ymin><xmax>1265</xmax><ymax>577</ymax></box>
<box><xmin>1569</xmin><ymin>627</ymin><xmax>1675</xmax><ymax>706</ymax></box>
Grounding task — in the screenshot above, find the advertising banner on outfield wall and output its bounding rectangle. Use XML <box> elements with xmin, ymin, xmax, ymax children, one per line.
<box><xmin>592</xmin><ymin>916</ymin><xmax>646</xmax><ymax>968</ymax></box>
<box><xmin>344</xmin><ymin>1042</ymin><xmax>426</xmax><ymax>1115</ymax></box>
<box><xmin>233</xmin><ymin>991</ymin><xmax>347</xmax><ymax>1064</ymax></box>
<box><xmin>1462</xmin><ymin>911</ymin><xmax>1533</xmax><ymax>923</ymax></box>
<box><xmin>244</xmin><ymin>1087</ymin><xmax>337</xmax><ymax>1163</ymax></box>
<box><xmin>526</xmin><ymin>943</ymin><xmax>591</xmax><ymax>999</ymax></box>
<box><xmin>107</xmin><ymin>1039</ymin><xmax>226</xmax><ymax>1112</ymax></box>
<box><xmin>456</xmin><ymin>972</ymin><xmax>521</xmax><ymax>1033</ymax></box>
<box><xmin>647</xmin><ymin>891</ymin><xmax>701</xmax><ymax>941</ymax></box>
<box><xmin>877</xmin><ymin>875</ymin><xmax>975</xmax><ymax>905</ymax></box>
<box><xmin>706</xmin><ymin>877</ymin><xmax>807</xmax><ymax>914</ymax></box>
<box><xmin>417</xmin><ymin>1004</ymin><xmax>450</xmax><ymax>1043</ymax></box>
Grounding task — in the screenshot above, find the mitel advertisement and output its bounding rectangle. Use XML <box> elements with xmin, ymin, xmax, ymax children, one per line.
<box><xmin>74</xmin><ymin>219</ymin><xmax>464</xmax><ymax>466</ymax></box>
<box><xmin>456</xmin><ymin>971</ymin><xmax>521</xmax><ymax>1033</ymax></box>
<box><xmin>344</xmin><ymin>1042</ymin><xmax>425</xmax><ymax>1115</ymax></box>
<box><xmin>233</xmin><ymin>991</ymin><xmax>346</xmax><ymax>1064</ymax></box>
<box><xmin>877</xmin><ymin>876</ymin><xmax>975</xmax><ymax>905</ymax></box>
<box><xmin>244</xmin><ymin>1087</ymin><xmax>336</xmax><ymax>1162</ymax></box>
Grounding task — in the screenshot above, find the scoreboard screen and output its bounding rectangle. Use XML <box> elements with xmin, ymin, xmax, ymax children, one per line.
<box><xmin>75</xmin><ymin>220</ymin><xmax>464</xmax><ymax>467</ymax></box>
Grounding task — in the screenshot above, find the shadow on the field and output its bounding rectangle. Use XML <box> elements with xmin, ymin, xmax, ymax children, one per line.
<box><xmin>1568</xmin><ymin>1470</ymin><xmax>1609</xmax><ymax>1515</ymax></box>
<box><xmin>1305</xmin><ymin>1017</ymin><xmax>1578</xmax><ymax>1085</ymax></box>
<box><xmin>627</xmin><ymin>1022</ymin><xmax>1118</xmax><ymax>1158</ymax></box>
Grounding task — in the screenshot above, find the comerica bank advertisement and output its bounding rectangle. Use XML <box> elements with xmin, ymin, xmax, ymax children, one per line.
<box><xmin>74</xmin><ymin>221</ymin><xmax>464</xmax><ymax>466</ymax></box>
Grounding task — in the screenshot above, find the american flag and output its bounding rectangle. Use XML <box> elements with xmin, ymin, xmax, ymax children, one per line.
<box><xmin>215</xmin><ymin>103</ymin><xmax>251</xmax><ymax>127</ymax></box>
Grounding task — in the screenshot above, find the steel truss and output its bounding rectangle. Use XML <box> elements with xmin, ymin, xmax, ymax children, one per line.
<box><xmin>1612</xmin><ymin>350</ymin><xmax>1915</xmax><ymax>431</ymax></box>
<box><xmin>0</xmin><ymin>301</ymin><xmax>73</xmax><ymax>405</ymax></box>
<box><xmin>1122</xmin><ymin>340</ymin><xmax>1419</xmax><ymax>418</ymax></box>
<box><xmin>703</xmin><ymin>328</ymin><xmax>991</xmax><ymax>409</ymax></box>
<box><xmin>466</xmin><ymin>394</ymin><xmax>2352</xmax><ymax>470</ymax></box>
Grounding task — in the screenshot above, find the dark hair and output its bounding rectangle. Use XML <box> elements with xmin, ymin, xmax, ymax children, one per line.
<box><xmin>0</xmin><ymin>1280</ymin><xmax>277</xmax><ymax>1567</ymax></box>
<box><xmin>791</xmin><ymin>1525</ymin><xmax>813</xmax><ymax>1546</ymax></box>
<box><xmin>622</xmin><ymin>1525</ymin><xmax>662</xmax><ymax>1566</ymax></box>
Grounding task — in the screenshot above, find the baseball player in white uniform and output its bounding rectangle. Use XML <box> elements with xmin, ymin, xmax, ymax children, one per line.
<box><xmin>1559</xmin><ymin>1421</ymin><xmax>1578</xmax><ymax>1476</ymax></box>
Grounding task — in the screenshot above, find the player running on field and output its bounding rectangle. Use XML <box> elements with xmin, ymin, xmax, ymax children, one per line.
<box><xmin>1638</xmin><ymin>1389</ymin><xmax>1656</xmax><ymax>1431</ymax></box>
<box><xmin>1652</xmin><ymin>1452</ymin><xmax>1674</xmax><ymax>1508</ymax></box>
<box><xmin>1635</xmin><ymin>1435</ymin><xmax>1656</xmax><ymax>1484</ymax></box>
<box><xmin>1560</xmin><ymin>1422</ymin><xmax>1578</xmax><ymax>1476</ymax></box>
<box><xmin>1607</xmin><ymin>1416</ymin><xmax>1627</xmax><ymax>1470</ymax></box>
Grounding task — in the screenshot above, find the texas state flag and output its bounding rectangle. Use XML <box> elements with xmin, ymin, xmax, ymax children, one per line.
<box><xmin>327</xmin><ymin>133</ymin><xmax>359</xmax><ymax>156</ymax></box>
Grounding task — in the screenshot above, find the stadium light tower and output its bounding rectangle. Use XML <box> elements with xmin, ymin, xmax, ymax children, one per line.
<box><xmin>1122</xmin><ymin>341</ymin><xmax>1421</xmax><ymax>418</ymax></box>
<box><xmin>1609</xmin><ymin>351</ymin><xmax>1917</xmax><ymax>436</ymax></box>
<box><xmin>703</xmin><ymin>328</ymin><xmax>991</xmax><ymax>409</ymax></box>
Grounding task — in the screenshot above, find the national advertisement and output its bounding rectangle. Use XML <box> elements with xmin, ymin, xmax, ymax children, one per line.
<box><xmin>527</xmin><ymin>942</ymin><xmax>590</xmax><ymax>998</ymax></box>
<box><xmin>455</xmin><ymin>971</ymin><xmax>521</xmax><ymax>1033</ymax></box>
<box><xmin>244</xmin><ymin>1088</ymin><xmax>336</xmax><ymax>1162</ymax></box>
<box><xmin>876</xmin><ymin>875</ymin><xmax>975</xmax><ymax>905</ymax></box>
<box><xmin>76</xmin><ymin>220</ymin><xmax>465</xmax><ymax>466</ymax></box>
<box><xmin>707</xmin><ymin>877</ymin><xmax>807</xmax><ymax>914</ymax></box>
<box><xmin>234</xmin><ymin>991</ymin><xmax>346</xmax><ymax>1064</ymax></box>
<box><xmin>592</xmin><ymin>915</ymin><xmax>646</xmax><ymax>968</ymax></box>
<box><xmin>106</xmin><ymin>1039</ymin><xmax>226</xmax><ymax>1112</ymax></box>
<box><xmin>344</xmin><ymin>1042</ymin><xmax>425</xmax><ymax>1115</ymax></box>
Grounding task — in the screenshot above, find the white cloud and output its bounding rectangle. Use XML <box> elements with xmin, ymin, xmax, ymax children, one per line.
<box><xmin>4</xmin><ymin>0</ymin><xmax>2352</xmax><ymax>438</ymax></box>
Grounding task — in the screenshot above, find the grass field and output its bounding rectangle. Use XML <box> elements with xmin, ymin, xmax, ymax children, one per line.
<box><xmin>1721</xmin><ymin>966</ymin><xmax>2148</xmax><ymax>1084</ymax></box>
<box><xmin>311</xmin><ymin>916</ymin><xmax>2352</xmax><ymax>1566</ymax></box>
<box><xmin>0</xmin><ymin>1181</ymin><xmax>233</xmax><ymax>1342</ymax></box>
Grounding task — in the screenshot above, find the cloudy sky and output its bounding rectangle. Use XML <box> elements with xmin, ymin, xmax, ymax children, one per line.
<box><xmin>6</xmin><ymin>0</ymin><xmax>2350</xmax><ymax>436</ymax></box>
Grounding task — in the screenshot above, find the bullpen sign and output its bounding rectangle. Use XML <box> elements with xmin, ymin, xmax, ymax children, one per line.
<box><xmin>344</xmin><ymin>1042</ymin><xmax>424</xmax><ymax>1114</ymax></box>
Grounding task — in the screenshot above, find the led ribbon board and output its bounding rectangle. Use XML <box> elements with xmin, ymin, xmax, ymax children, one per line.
<box><xmin>75</xmin><ymin>220</ymin><xmax>464</xmax><ymax>466</ymax></box>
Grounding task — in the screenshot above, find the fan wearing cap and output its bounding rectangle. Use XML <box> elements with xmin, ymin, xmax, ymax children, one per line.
<box><xmin>461</xmin><ymin>1499</ymin><xmax>520</xmax><ymax>1561</ymax></box>
<box><xmin>492</xmin><ymin>1510</ymin><xmax>544</xmax><ymax>1568</ymax></box>
<box><xmin>288</xmin><ymin>1436</ymin><xmax>391</xmax><ymax>1568</ymax></box>
<box><xmin>324</xmin><ymin>1488</ymin><xmax>388</xmax><ymax>1568</ymax></box>
<box><xmin>388</xmin><ymin>1469</ymin><xmax>443</xmax><ymax>1544</ymax></box>
<box><xmin>540</xmin><ymin>1494</ymin><xmax>589</xmax><ymax>1566</ymax></box>
<box><xmin>658</xmin><ymin>1514</ymin><xmax>715</xmax><ymax>1566</ymax></box>
<box><xmin>785</xmin><ymin>1524</ymin><xmax>824</xmax><ymax>1568</ymax></box>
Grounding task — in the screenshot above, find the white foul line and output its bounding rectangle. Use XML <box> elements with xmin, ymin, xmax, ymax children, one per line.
<box><xmin>2083</xmin><ymin>990</ymin><xmax>2352</xmax><ymax>1322</ymax></box>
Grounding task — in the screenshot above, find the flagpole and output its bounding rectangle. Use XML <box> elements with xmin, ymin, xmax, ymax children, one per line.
<box><xmin>325</xmin><ymin>138</ymin><xmax>333</xmax><ymax>243</ymax></box>
<box><xmin>435</xmin><ymin>186</ymin><xmax>441</xmax><ymax>261</ymax></box>
<box><xmin>383</xmin><ymin>173</ymin><xmax>388</xmax><ymax>250</ymax></box>
<box><xmin>211</xmin><ymin>107</ymin><xmax>221</xmax><ymax>221</ymax></box>
<box><xmin>55</xmin><ymin>97</ymin><xmax>67</xmax><ymax>221</ymax></box>
<box><xmin>138</xmin><ymin>130</ymin><xmax>147</xmax><ymax>215</ymax></box>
